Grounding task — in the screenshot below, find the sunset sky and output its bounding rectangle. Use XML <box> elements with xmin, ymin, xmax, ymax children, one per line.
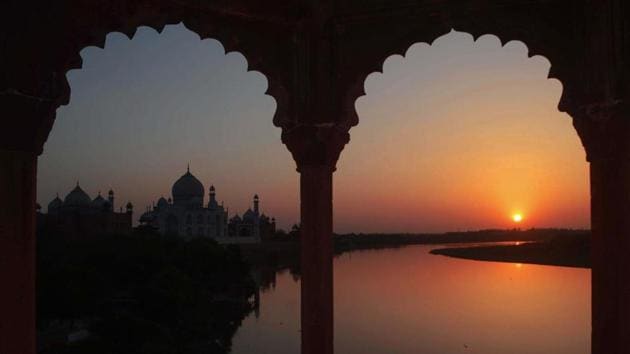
<box><xmin>37</xmin><ymin>24</ymin><xmax>590</xmax><ymax>233</ymax></box>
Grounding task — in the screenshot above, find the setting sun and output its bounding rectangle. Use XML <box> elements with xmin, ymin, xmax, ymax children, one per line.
<box><xmin>512</xmin><ymin>214</ymin><xmax>523</xmax><ymax>223</ymax></box>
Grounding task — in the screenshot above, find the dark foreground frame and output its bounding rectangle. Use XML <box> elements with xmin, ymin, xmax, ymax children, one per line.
<box><xmin>1</xmin><ymin>1</ymin><xmax>629</xmax><ymax>353</ymax></box>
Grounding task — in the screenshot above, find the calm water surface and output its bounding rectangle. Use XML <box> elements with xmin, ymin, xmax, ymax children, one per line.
<box><xmin>231</xmin><ymin>245</ymin><xmax>590</xmax><ymax>354</ymax></box>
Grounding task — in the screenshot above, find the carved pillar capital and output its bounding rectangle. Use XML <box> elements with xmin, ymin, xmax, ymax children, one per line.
<box><xmin>570</xmin><ymin>99</ymin><xmax>630</xmax><ymax>163</ymax></box>
<box><xmin>281</xmin><ymin>125</ymin><xmax>350</xmax><ymax>173</ymax></box>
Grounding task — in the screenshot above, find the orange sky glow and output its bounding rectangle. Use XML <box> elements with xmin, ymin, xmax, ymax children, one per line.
<box><xmin>334</xmin><ymin>31</ymin><xmax>590</xmax><ymax>232</ymax></box>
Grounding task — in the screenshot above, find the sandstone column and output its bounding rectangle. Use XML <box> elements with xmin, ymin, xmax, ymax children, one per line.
<box><xmin>0</xmin><ymin>149</ymin><xmax>37</xmax><ymax>354</ymax></box>
<box><xmin>0</xmin><ymin>90</ymin><xmax>56</xmax><ymax>354</ymax></box>
<box><xmin>283</xmin><ymin>126</ymin><xmax>349</xmax><ymax>354</ymax></box>
<box><xmin>572</xmin><ymin>102</ymin><xmax>630</xmax><ymax>354</ymax></box>
<box><xmin>590</xmin><ymin>157</ymin><xmax>630</xmax><ymax>354</ymax></box>
<box><xmin>299</xmin><ymin>164</ymin><xmax>334</xmax><ymax>354</ymax></box>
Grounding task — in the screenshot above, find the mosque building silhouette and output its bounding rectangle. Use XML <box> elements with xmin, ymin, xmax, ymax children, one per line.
<box><xmin>38</xmin><ymin>167</ymin><xmax>275</xmax><ymax>244</ymax></box>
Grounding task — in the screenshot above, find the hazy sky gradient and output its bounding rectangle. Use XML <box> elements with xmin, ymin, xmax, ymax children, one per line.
<box><xmin>38</xmin><ymin>24</ymin><xmax>590</xmax><ymax>233</ymax></box>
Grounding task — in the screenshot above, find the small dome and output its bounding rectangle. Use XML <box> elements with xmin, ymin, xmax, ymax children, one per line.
<box><xmin>157</xmin><ymin>197</ymin><xmax>168</xmax><ymax>209</ymax></box>
<box><xmin>172</xmin><ymin>168</ymin><xmax>204</xmax><ymax>206</ymax></box>
<box><xmin>126</xmin><ymin>202</ymin><xmax>133</xmax><ymax>209</ymax></box>
<box><xmin>209</xmin><ymin>185</ymin><xmax>215</xmax><ymax>192</ymax></box>
<box><xmin>48</xmin><ymin>195</ymin><xmax>63</xmax><ymax>212</ymax></box>
<box><xmin>92</xmin><ymin>193</ymin><xmax>106</xmax><ymax>208</ymax></box>
<box><xmin>64</xmin><ymin>184</ymin><xmax>91</xmax><ymax>207</ymax></box>
<box><xmin>231</xmin><ymin>214</ymin><xmax>242</xmax><ymax>222</ymax></box>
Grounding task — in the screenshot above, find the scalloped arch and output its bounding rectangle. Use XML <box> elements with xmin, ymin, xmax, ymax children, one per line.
<box><xmin>53</xmin><ymin>14</ymin><xmax>290</xmax><ymax>129</ymax></box>
<box><xmin>343</xmin><ymin>28</ymin><xmax>573</xmax><ymax>131</ymax></box>
<box><xmin>63</xmin><ymin>23</ymin><xmax>278</xmax><ymax>118</ymax></box>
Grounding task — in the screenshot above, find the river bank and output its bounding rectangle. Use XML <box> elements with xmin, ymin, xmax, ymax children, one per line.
<box><xmin>430</xmin><ymin>233</ymin><xmax>590</xmax><ymax>268</ymax></box>
<box><xmin>240</xmin><ymin>228</ymin><xmax>590</xmax><ymax>274</ymax></box>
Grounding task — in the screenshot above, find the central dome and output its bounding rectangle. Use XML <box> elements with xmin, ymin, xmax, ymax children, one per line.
<box><xmin>172</xmin><ymin>168</ymin><xmax>205</xmax><ymax>207</ymax></box>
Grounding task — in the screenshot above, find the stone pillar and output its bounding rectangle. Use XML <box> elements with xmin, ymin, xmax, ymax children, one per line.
<box><xmin>572</xmin><ymin>101</ymin><xmax>630</xmax><ymax>354</ymax></box>
<box><xmin>299</xmin><ymin>165</ymin><xmax>334</xmax><ymax>354</ymax></box>
<box><xmin>0</xmin><ymin>90</ymin><xmax>57</xmax><ymax>354</ymax></box>
<box><xmin>282</xmin><ymin>126</ymin><xmax>349</xmax><ymax>354</ymax></box>
<box><xmin>590</xmin><ymin>158</ymin><xmax>630</xmax><ymax>353</ymax></box>
<box><xmin>0</xmin><ymin>149</ymin><xmax>37</xmax><ymax>354</ymax></box>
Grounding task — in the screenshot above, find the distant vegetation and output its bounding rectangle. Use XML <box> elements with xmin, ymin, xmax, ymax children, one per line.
<box><xmin>37</xmin><ymin>231</ymin><xmax>256</xmax><ymax>354</ymax></box>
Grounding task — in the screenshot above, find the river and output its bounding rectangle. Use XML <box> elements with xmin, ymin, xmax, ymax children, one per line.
<box><xmin>231</xmin><ymin>244</ymin><xmax>590</xmax><ymax>354</ymax></box>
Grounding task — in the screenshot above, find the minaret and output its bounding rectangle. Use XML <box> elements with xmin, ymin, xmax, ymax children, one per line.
<box><xmin>209</xmin><ymin>185</ymin><xmax>216</xmax><ymax>204</ymax></box>
<box><xmin>108</xmin><ymin>189</ymin><xmax>114</xmax><ymax>211</ymax></box>
<box><xmin>253</xmin><ymin>194</ymin><xmax>259</xmax><ymax>215</ymax></box>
